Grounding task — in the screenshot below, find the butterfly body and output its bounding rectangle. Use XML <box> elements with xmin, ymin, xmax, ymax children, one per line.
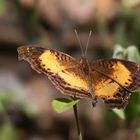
<box><xmin>79</xmin><ymin>58</ymin><xmax>96</xmax><ymax>101</ymax></box>
<box><xmin>17</xmin><ymin>46</ymin><xmax>140</xmax><ymax>108</ymax></box>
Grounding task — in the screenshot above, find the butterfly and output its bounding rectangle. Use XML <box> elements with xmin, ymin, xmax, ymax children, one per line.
<box><xmin>17</xmin><ymin>44</ymin><xmax>140</xmax><ymax>108</ymax></box>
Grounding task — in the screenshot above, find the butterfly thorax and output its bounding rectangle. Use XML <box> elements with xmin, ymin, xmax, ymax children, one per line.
<box><xmin>79</xmin><ymin>57</ymin><xmax>90</xmax><ymax>75</ymax></box>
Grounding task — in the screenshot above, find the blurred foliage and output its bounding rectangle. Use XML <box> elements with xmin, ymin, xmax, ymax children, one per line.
<box><xmin>122</xmin><ymin>0</ymin><xmax>140</xmax><ymax>7</ymax></box>
<box><xmin>0</xmin><ymin>91</ymin><xmax>18</xmax><ymax>139</ymax></box>
<box><xmin>0</xmin><ymin>122</ymin><xmax>17</xmax><ymax>140</ymax></box>
<box><xmin>0</xmin><ymin>0</ymin><xmax>6</xmax><ymax>15</ymax></box>
<box><xmin>136</xmin><ymin>125</ymin><xmax>140</xmax><ymax>140</ymax></box>
<box><xmin>0</xmin><ymin>90</ymin><xmax>14</xmax><ymax>112</ymax></box>
<box><xmin>0</xmin><ymin>90</ymin><xmax>39</xmax><ymax>139</ymax></box>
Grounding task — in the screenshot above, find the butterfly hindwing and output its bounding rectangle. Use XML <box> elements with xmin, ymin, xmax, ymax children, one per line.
<box><xmin>91</xmin><ymin>59</ymin><xmax>140</xmax><ymax>108</ymax></box>
<box><xmin>91</xmin><ymin>70</ymin><xmax>131</xmax><ymax>108</ymax></box>
<box><xmin>17</xmin><ymin>46</ymin><xmax>91</xmax><ymax>98</ymax></box>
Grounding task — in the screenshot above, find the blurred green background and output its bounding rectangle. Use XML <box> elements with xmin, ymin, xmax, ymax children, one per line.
<box><xmin>0</xmin><ymin>0</ymin><xmax>140</xmax><ymax>140</ymax></box>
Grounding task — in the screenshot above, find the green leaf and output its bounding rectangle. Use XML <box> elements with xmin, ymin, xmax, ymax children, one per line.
<box><xmin>0</xmin><ymin>0</ymin><xmax>6</xmax><ymax>15</ymax></box>
<box><xmin>112</xmin><ymin>44</ymin><xmax>125</xmax><ymax>59</ymax></box>
<box><xmin>125</xmin><ymin>46</ymin><xmax>140</xmax><ymax>63</ymax></box>
<box><xmin>0</xmin><ymin>122</ymin><xmax>17</xmax><ymax>140</ymax></box>
<box><xmin>136</xmin><ymin>125</ymin><xmax>140</xmax><ymax>140</ymax></box>
<box><xmin>112</xmin><ymin>109</ymin><xmax>125</xmax><ymax>120</ymax></box>
<box><xmin>52</xmin><ymin>98</ymin><xmax>80</xmax><ymax>113</ymax></box>
<box><xmin>115</xmin><ymin>22</ymin><xmax>126</xmax><ymax>46</ymax></box>
<box><xmin>125</xmin><ymin>91</ymin><xmax>140</xmax><ymax>124</ymax></box>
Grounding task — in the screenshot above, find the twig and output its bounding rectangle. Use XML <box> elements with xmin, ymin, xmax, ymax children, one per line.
<box><xmin>73</xmin><ymin>104</ymin><xmax>83</xmax><ymax>140</ymax></box>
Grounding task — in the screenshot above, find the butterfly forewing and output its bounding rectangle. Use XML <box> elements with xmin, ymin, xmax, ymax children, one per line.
<box><xmin>17</xmin><ymin>46</ymin><xmax>91</xmax><ymax>99</ymax></box>
<box><xmin>92</xmin><ymin>59</ymin><xmax>140</xmax><ymax>91</ymax></box>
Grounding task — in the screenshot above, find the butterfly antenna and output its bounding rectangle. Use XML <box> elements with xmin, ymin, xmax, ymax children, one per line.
<box><xmin>74</xmin><ymin>29</ymin><xmax>84</xmax><ymax>56</ymax></box>
<box><xmin>85</xmin><ymin>30</ymin><xmax>92</xmax><ymax>56</ymax></box>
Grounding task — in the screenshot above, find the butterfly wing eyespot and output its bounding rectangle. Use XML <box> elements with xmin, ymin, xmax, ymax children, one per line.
<box><xmin>91</xmin><ymin>59</ymin><xmax>140</xmax><ymax>108</ymax></box>
<box><xmin>17</xmin><ymin>46</ymin><xmax>91</xmax><ymax>99</ymax></box>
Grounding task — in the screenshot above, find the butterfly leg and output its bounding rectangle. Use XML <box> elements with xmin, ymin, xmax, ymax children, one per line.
<box><xmin>92</xmin><ymin>97</ymin><xmax>97</xmax><ymax>107</ymax></box>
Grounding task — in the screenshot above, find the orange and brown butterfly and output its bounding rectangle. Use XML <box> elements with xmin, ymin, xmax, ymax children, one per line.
<box><xmin>17</xmin><ymin>34</ymin><xmax>140</xmax><ymax>109</ymax></box>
